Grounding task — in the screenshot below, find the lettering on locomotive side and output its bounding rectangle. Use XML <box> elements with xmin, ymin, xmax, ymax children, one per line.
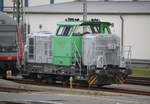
<box><xmin>59</xmin><ymin>45</ymin><xmax>64</xmax><ymax>49</ymax></box>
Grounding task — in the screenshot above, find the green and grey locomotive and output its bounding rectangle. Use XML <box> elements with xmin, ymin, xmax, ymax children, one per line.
<box><xmin>24</xmin><ymin>19</ymin><xmax>131</xmax><ymax>86</ymax></box>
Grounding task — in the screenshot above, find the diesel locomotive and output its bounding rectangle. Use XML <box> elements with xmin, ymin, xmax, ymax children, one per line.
<box><xmin>24</xmin><ymin>18</ymin><xmax>131</xmax><ymax>86</ymax></box>
<box><xmin>0</xmin><ymin>12</ymin><xmax>23</xmax><ymax>78</ymax></box>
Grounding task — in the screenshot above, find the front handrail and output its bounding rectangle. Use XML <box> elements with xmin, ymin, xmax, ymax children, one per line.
<box><xmin>123</xmin><ymin>45</ymin><xmax>132</xmax><ymax>68</ymax></box>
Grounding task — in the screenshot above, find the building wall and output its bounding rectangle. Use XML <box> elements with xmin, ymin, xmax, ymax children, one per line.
<box><xmin>26</xmin><ymin>13</ymin><xmax>150</xmax><ymax>60</ymax></box>
<box><xmin>29</xmin><ymin>0</ymin><xmax>74</xmax><ymax>6</ymax></box>
<box><xmin>28</xmin><ymin>0</ymin><xmax>49</xmax><ymax>6</ymax></box>
<box><xmin>55</xmin><ymin>0</ymin><xmax>74</xmax><ymax>3</ymax></box>
<box><xmin>3</xmin><ymin>0</ymin><xmax>150</xmax><ymax>7</ymax></box>
<box><xmin>76</xmin><ymin>0</ymin><xmax>150</xmax><ymax>1</ymax></box>
<box><xmin>3</xmin><ymin>0</ymin><xmax>75</xmax><ymax>8</ymax></box>
<box><xmin>124</xmin><ymin>15</ymin><xmax>150</xmax><ymax>60</ymax></box>
<box><xmin>4</xmin><ymin>0</ymin><xmax>13</xmax><ymax>7</ymax></box>
<box><xmin>3</xmin><ymin>0</ymin><xmax>150</xmax><ymax>60</ymax></box>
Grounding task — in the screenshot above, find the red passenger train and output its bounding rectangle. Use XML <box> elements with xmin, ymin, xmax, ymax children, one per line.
<box><xmin>0</xmin><ymin>12</ymin><xmax>23</xmax><ymax>77</ymax></box>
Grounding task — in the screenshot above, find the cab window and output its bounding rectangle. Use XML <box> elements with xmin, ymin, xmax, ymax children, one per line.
<box><xmin>90</xmin><ymin>25</ymin><xmax>100</xmax><ymax>33</ymax></box>
<box><xmin>56</xmin><ymin>25</ymin><xmax>73</xmax><ymax>36</ymax></box>
<box><xmin>73</xmin><ymin>25</ymin><xmax>92</xmax><ymax>35</ymax></box>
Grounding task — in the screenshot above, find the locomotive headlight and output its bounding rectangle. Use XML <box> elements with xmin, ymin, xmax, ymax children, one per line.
<box><xmin>103</xmin><ymin>66</ymin><xmax>107</xmax><ymax>70</ymax></box>
<box><xmin>76</xmin><ymin>76</ymin><xmax>84</xmax><ymax>80</ymax></box>
<box><xmin>12</xmin><ymin>47</ymin><xmax>17</xmax><ymax>52</ymax></box>
<box><xmin>107</xmin><ymin>43</ymin><xmax>116</xmax><ymax>50</ymax></box>
<box><xmin>95</xmin><ymin>70</ymin><xmax>100</xmax><ymax>74</ymax></box>
<box><xmin>120</xmin><ymin>56</ymin><xmax>126</xmax><ymax>68</ymax></box>
<box><xmin>2</xmin><ymin>48</ymin><xmax>5</xmax><ymax>52</ymax></box>
<box><xmin>61</xmin><ymin>70</ymin><xmax>65</xmax><ymax>74</ymax></box>
<box><xmin>123</xmin><ymin>69</ymin><xmax>126</xmax><ymax>73</ymax></box>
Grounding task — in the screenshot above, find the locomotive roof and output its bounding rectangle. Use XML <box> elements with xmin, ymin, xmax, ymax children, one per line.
<box><xmin>28</xmin><ymin>31</ymin><xmax>53</xmax><ymax>37</ymax></box>
<box><xmin>57</xmin><ymin>21</ymin><xmax>112</xmax><ymax>26</ymax></box>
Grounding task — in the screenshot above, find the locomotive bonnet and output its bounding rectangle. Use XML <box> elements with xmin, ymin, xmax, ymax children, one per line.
<box><xmin>27</xmin><ymin>32</ymin><xmax>53</xmax><ymax>64</ymax></box>
<box><xmin>83</xmin><ymin>34</ymin><xmax>121</xmax><ymax>67</ymax></box>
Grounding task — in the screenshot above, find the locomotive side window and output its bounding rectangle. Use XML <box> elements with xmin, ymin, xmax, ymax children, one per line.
<box><xmin>56</xmin><ymin>25</ymin><xmax>73</xmax><ymax>36</ymax></box>
<box><xmin>74</xmin><ymin>26</ymin><xmax>83</xmax><ymax>35</ymax></box>
<box><xmin>104</xmin><ymin>27</ymin><xmax>109</xmax><ymax>34</ymax></box>
<box><xmin>29</xmin><ymin>38</ymin><xmax>34</xmax><ymax>59</ymax></box>
<box><xmin>0</xmin><ymin>25</ymin><xmax>17</xmax><ymax>52</ymax></box>
<box><xmin>90</xmin><ymin>25</ymin><xmax>100</xmax><ymax>33</ymax></box>
<box><xmin>74</xmin><ymin>25</ymin><xmax>92</xmax><ymax>35</ymax></box>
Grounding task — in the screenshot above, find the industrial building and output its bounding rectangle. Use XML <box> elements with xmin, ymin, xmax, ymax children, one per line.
<box><xmin>25</xmin><ymin>0</ymin><xmax>150</xmax><ymax>61</ymax></box>
<box><xmin>0</xmin><ymin>0</ymin><xmax>74</xmax><ymax>8</ymax></box>
<box><xmin>1</xmin><ymin>0</ymin><xmax>150</xmax><ymax>62</ymax></box>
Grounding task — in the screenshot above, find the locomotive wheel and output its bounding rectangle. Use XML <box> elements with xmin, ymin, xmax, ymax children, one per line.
<box><xmin>47</xmin><ymin>78</ymin><xmax>54</xmax><ymax>84</ymax></box>
<box><xmin>62</xmin><ymin>80</ymin><xmax>69</xmax><ymax>86</ymax></box>
<box><xmin>31</xmin><ymin>73</ymin><xmax>39</xmax><ymax>80</ymax></box>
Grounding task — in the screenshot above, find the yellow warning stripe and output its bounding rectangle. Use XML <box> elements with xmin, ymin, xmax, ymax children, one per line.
<box><xmin>119</xmin><ymin>76</ymin><xmax>125</xmax><ymax>84</ymax></box>
<box><xmin>89</xmin><ymin>76</ymin><xmax>96</xmax><ymax>85</ymax></box>
<box><xmin>88</xmin><ymin>75</ymin><xmax>95</xmax><ymax>83</ymax></box>
<box><xmin>116</xmin><ymin>75</ymin><xmax>125</xmax><ymax>84</ymax></box>
<box><xmin>88</xmin><ymin>75</ymin><xmax>98</xmax><ymax>85</ymax></box>
<box><xmin>90</xmin><ymin>77</ymin><xmax>97</xmax><ymax>85</ymax></box>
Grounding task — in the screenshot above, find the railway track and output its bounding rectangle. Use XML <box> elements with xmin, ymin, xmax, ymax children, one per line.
<box><xmin>0</xmin><ymin>87</ymin><xmax>36</xmax><ymax>93</ymax></box>
<box><xmin>125</xmin><ymin>76</ymin><xmax>150</xmax><ymax>86</ymax></box>
<box><xmin>8</xmin><ymin>78</ymin><xmax>150</xmax><ymax>96</ymax></box>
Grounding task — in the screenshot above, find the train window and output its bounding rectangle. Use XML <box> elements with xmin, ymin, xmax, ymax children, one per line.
<box><xmin>74</xmin><ymin>25</ymin><xmax>92</xmax><ymax>35</ymax></box>
<box><xmin>104</xmin><ymin>27</ymin><xmax>109</xmax><ymax>34</ymax></box>
<box><xmin>90</xmin><ymin>25</ymin><xmax>100</xmax><ymax>33</ymax></box>
<box><xmin>57</xmin><ymin>26</ymin><xmax>64</xmax><ymax>35</ymax></box>
<box><xmin>0</xmin><ymin>25</ymin><xmax>17</xmax><ymax>52</ymax></box>
<box><xmin>56</xmin><ymin>25</ymin><xmax>73</xmax><ymax>36</ymax></box>
<box><xmin>74</xmin><ymin>26</ymin><xmax>83</xmax><ymax>35</ymax></box>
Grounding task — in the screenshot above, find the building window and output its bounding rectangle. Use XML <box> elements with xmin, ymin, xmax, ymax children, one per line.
<box><xmin>24</xmin><ymin>0</ymin><xmax>28</xmax><ymax>7</ymax></box>
<box><xmin>50</xmin><ymin>0</ymin><xmax>54</xmax><ymax>4</ymax></box>
<box><xmin>0</xmin><ymin>0</ymin><xmax>4</xmax><ymax>11</ymax></box>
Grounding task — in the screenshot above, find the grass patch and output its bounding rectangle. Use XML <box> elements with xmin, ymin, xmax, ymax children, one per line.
<box><xmin>131</xmin><ymin>68</ymin><xmax>150</xmax><ymax>77</ymax></box>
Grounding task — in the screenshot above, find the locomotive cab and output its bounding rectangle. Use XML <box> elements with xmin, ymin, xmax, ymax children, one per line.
<box><xmin>52</xmin><ymin>19</ymin><xmax>112</xmax><ymax>66</ymax></box>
